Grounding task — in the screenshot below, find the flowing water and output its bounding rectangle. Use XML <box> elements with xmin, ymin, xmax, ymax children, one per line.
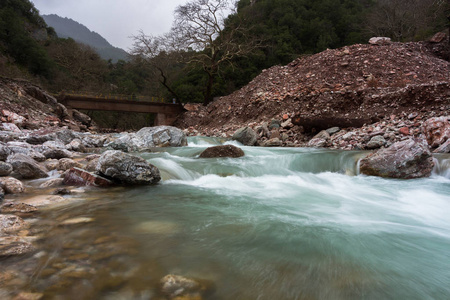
<box><xmin>2</xmin><ymin>137</ymin><xmax>450</xmax><ymax>299</ymax></box>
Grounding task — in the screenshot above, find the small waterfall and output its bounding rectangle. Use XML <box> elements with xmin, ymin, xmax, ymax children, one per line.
<box><xmin>433</xmin><ymin>154</ymin><xmax>450</xmax><ymax>178</ymax></box>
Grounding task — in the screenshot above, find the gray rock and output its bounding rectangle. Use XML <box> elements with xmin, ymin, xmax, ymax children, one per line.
<box><xmin>36</xmin><ymin>142</ymin><xmax>74</xmax><ymax>159</ymax></box>
<box><xmin>0</xmin><ymin>187</ymin><xmax>3</xmax><ymax>204</ymax></box>
<box><xmin>108</xmin><ymin>133</ymin><xmax>141</xmax><ymax>152</ymax></box>
<box><xmin>312</xmin><ymin>130</ymin><xmax>330</xmax><ymax>140</ymax></box>
<box><xmin>96</xmin><ymin>150</ymin><xmax>161</xmax><ymax>185</ymax></box>
<box><xmin>255</xmin><ymin>123</ymin><xmax>269</xmax><ymax>138</ymax></box>
<box><xmin>0</xmin><ymin>143</ymin><xmax>11</xmax><ymax>161</ymax></box>
<box><xmin>0</xmin><ymin>162</ymin><xmax>13</xmax><ymax>176</ymax></box>
<box><xmin>66</xmin><ymin>139</ymin><xmax>86</xmax><ymax>153</ymax></box>
<box><xmin>54</xmin><ymin>128</ymin><xmax>77</xmax><ymax>144</ymax></box>
<box><xmin>368</xmin><ymin>37</ymin><xmax>392</xmax><ymax>45</ymax></box>
<box><xmin>366</xmin><ymin>135</ymin><xmax>386</xmax><ymax>149</ymax></box>
<box><xmin>232</xmin><ymin>127</ymin><xmax>257</xmax><ymax>146</ymax></box>
<box><xmin>135</xmin><ymin>126</ymin><xmax>188</xmax><ymax>148</ymax></box>
<box><xmin>326</xmin><ymin>127</ymin><xmax>340</xmax><ymax>135</ymax></box>
<box><xmin>308</xmin><ymin>138</ymin><xmax>328</xmax><ymax>148</ymax></box>
<box><xmin>72</xmin><ymin>110</ymin><xmax>92</xmax><ymax>126</ymax></box>
<box><xmin>57</xmin><ymin>158</ymin><xmax>82</xmax><ymax>171</ymax></box>
<box><xmin>39</xmin><ymin>178</ymin><xmax>64</xmax><ymax>188</ymax></box>
<box><xmin>269</xmin><ymin>119</ymin><xmax>281</xmax><ymax>130</ymax></box>
<box><xmin>264</xmin><ymin>138</ymin><xmax>283</xmax><ymax>147</ymax></box>
<box><xmin>199</xmin><ymin>145</ymin><xmax>245</xmax><ymax>158</ymax></box>
<box><xmin>360</xmin><ymin>138</ymin><xmax>434</xmax><ymax>179</ymax></box>
<box><xmin>7</xmin><ymin>153</ymin><xmax>48</xmax><ymax>179</ymax></box>
<box><xmin>26</xmin><ymin>133</ymin><xmax>56</xmax><ymax>145</ymax></box>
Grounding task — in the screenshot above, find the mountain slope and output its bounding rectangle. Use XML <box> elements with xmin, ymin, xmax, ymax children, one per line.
<box><xmin>43</xmin><ymin>14</ymin><xmax>128</xmax><ymax>62</ymax></box>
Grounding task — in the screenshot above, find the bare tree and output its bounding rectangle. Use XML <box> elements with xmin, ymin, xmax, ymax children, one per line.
<box><xmin>366</xmin><ymin>0</ymin><xmax>449</xmax><ymax>41</ymax></box>
<box><xmin>131</xmin><ymin>31</ymin><xmax>185</xmax><ymax>104</ymax></box>
<box><xmin>172</xmin><ymin>0</ymin><xmax>260</xmax><ymax>106</ymax></box>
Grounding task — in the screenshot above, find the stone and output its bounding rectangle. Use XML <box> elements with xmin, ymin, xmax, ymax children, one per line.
<box><xmin>96</xmin><ymin>151</ymin><xmax>161</xmax><ymax>185</ymax></box>
<box><xmin>160</xmin><ymin>274</ymin><xmax>208</xmax><ymax>299</ymax></box>
<box><xmin>366</xmin><ymin>135</ymin><xmax>386</xmax><ymax>149</ymax></box>
<box><xmin>135</xmin><ymin>126</ymin><xmax>188</xmax><ymax>148</ymax></box>
<box><xmin>434</xmin><ymin>139</ymin><xmax>450</xmax><ymax>153</ymax></box>
<box><xmin>0</xmin><ymin>236</ymin><xmax>36</xmax><ymax>257</ymax></box>
<box><xmin>39</xmin><ymin>178</ymin><xmax>64</xmax><ymax>188</ymax></box>
<box><xmin>66</xmin><ymin>139</ymin><xmax>86</xmax><ymax>153</ymax></box>
<box><xmin>57</xmin><ymin>158</ymin><xmax>82</xmax><ymax>171</ymax></box>
<box><xmin>0</xmin><ymin>187</ymin><xmax>3</xmax><ymax>203</ymax></box>
<box><xmin>0</xmin><ymin>177</ymin><xmax>25</xmax><ymax>194</ymax></box>
<box><xmin>368</xmin><ymin>37</ymin><xmax>391</xmax><ymax>45</ymax></box>
<box><xmin>26</xmin><ymin>133</ymin><xmax>56</xmax><ymax>145</ymax></box>
<box><xmin>0</xmin><ymin>203</ymin><xmax>38</xmax><ymax>214</ymax></box>
<box><xmin>13</xmin><ymin>292</ymin><xmax>44</xmax><ymax>300</ymax></box>
<box><xmin>1</xmin><ymin>123</ymin><xmax>21</xmax><ymax>132</ymax></box>
<box><xmin>7</xmin><ymin>153</ymin><xmax>48</xmax><ymax>179</ymax></box>
<box><xmin>430</xmin><ymin>32</ymin><xmax>446</xmax><ymax>43</ymax></box>
<box><xmin>269</xmin><ymin>119</ymin><xmax>281</xmax><ymax>130</ymax></box>
<box><xmin>326</xmin><ymin>127</ymin><xmax>340</xmax><ymax>135</ymax></box>
<box><xmin>360</xmin><ymin>138</ymin><xmax>434</xmax><ymax>179</ymax></box>
<box><xmin>20</xmin><ymin>195</ymin><xmax>66</xmax><ymax>207</ymax></box>
<box><xmin>44</xmin><ymin>159</ymin><xmax>59</xmax><ymax>171</ymax></box>
<box><xmin>54</xmin><ymin>128</ymin><xmax>77</xmax><ymax>145</ymax></box>
<box><xmin>0</xmin><ymin>161</ymin><xmax>13</xmax><ymax>176</ymax></box>
<box><xmin>72</xmin><ymin>110</ymin><xmax>92</xmax><ymax>126</ymax></box>
<box><xmin>60</xmin><ymin>217</ymin><xmax>94</xmax><ymax>226</ymax></box>
<box><xmin>281</xmin><ymin>118</ymin><xmax>293</xmax><ymax>129</ymax></box>
<box><xmin>232</xmin><ymin>127</ymin><xmax>257</xmax><ymax>146</ymax></box>
<box><xmin>52</xmin><ymin>188</ymin><xmax>71</xmax><ymax>195</ymax></box>
<box><xmin>199</xmin><ymin>145</ymin><xmax>245</xmax><ymax>158</ymax></box>
<box><xmin>422</xmin><ymin>116</ymin><xmax>450</xmax><ymax>149</ymax></box>
<box><xmin>308</xmin><ymin>138</ymin><xmax>328</xmax><ymax>148</ymax></box>
<box><xmin>0</xmin><ymin>143</ymin><xmax>12</xmax><ymax>161</ymax></box>
<box><xmin>0</xmin><ymin>214</ymin><xmax>28</xmax><ymax>233</ymax></box>
<box><xmin>312</xmin><ymin>130</ymin><xmax>330</xmax><ymax>140</ymax></box>
<box><xmin>254</xmin><ymin>123</ymin><xmax>269</xmax><ymax>138</ymax></box>
<box><xmin>398</xmin><ymin>127</ymin><xmax>410</xmax><ymax>136</ymax></box>
<box><xmin>263</xmin><ymin>138</ymin><xmax>282</xmax><ymax>147</ymax></box>
<box><xmin>63</xmin><ymin>167</ymin><xmax>114</xmax><ymax>187</ymax></box>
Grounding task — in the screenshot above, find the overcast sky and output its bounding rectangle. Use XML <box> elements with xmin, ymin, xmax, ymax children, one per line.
<box><xmin>31</xmin><ymin>0</ymin><xmax>190</xmax><ymax>51</ymax></box>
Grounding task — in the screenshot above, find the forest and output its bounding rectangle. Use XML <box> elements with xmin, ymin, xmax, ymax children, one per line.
<box><xmin>0</xmin><ymin>0</ymin><xmax>448</xmax><ymax>122</ymax></box>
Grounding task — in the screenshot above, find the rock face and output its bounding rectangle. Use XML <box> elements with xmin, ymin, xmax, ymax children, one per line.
<box><xmin>199</xmin><ymin>145</ymin><xmax>245</xmax><ymax>158</ymax></box>
<box><xmin>135</xmin><ymin>126</ymin><xmax>188</xmax><ymax>148</ymax></box>
<box><xmin>96</xmin><ymin>150</ymin><xmax>161</xmax><ymax>185</ymax></box>
<box><xmin>360</xmin><ymin>138</ymin><xmax>434</xmax><ymax>179</ymax></box>
<box><xmin>6</xmin><ymin>153</ymin><xmax>48</xmax><ymax>179</ymax></box>
<box><xmin>232</xmin><ymin>127</ymin><xmax>257</xmax><ymax>146</ymax></box>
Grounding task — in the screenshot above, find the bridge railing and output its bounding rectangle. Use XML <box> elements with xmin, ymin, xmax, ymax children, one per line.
<box><xmin>59</xmin><ymin>91</ymin><xmax>175</xmax><ymax>103</ymax></box>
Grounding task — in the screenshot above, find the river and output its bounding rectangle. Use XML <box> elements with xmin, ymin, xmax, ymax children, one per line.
<box><xmin>3</xmin><ymin>137</ymin><xmax>450</xmax><ymax>299</ymax></box>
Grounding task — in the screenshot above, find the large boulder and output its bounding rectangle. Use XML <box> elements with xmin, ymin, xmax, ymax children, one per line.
<box><xmin>96</xmin><ymin>150</ymin><xmax>161</xmax><ymax>185</ymax></box>
<box><xmin>6</xmin><ymin>153</ymin><xmax>48</xmax><ymax>179</ymax></box>
<box><xmin>422</xmin><ymin>116</ymin><xmax>450</xmax><ymax>149</ymax></box>
<box><xmin>232</xmin><ymin>127</ymin><xmax>257</xmax><ymax>146</ymax></box>
<box><xmin>360</xmin><ymin>138</ymin><xmax>434</xmax><ymax>179</ymax></box>
<box><xmin>135</xmin><ymin>126</ymin><xmax>187</xmax><ymax>148</ymax></box>
<box><xmin>0</xmin><ymin>142</ymin><xmax>11</xmax><ymax>161</ymax></box>
<box><xmin>199</xmin><ymin>145</ymin><xmax>245</xmax><ymax>158</ymax></box>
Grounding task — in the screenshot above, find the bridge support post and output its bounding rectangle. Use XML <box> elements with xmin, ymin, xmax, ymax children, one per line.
<box><xmin>155</xmin><ymin>113</ymin><xmax>167</xmax><ymax>126</ymax></box>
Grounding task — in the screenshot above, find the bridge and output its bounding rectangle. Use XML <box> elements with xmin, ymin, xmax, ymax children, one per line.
<box><xmin>57</xmin><ymin>92</ymin><xmax>185</xmax><ymax>126</ymax></box>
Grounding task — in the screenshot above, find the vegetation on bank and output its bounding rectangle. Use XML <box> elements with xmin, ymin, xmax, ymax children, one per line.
<box><xmin>0</xmin><ymin>0</ymin><xmax>448</xmax><ymax>127</ymax></box>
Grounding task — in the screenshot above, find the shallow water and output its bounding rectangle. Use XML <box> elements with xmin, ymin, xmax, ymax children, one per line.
<box><xmin>2</xmin><ymin>137</ymin><xmax>450</xmax><ymax>299</ymax></box>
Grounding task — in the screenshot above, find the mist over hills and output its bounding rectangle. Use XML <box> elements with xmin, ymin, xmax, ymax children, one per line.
<box><xmin>43</xmin><ymin>14</ymin><xmax>129</xmax><ymax>62</ymax></box>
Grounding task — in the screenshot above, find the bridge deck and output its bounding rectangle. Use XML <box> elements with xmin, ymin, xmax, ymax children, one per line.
<box><xmin>58</xmin><ymin>95</ymin><xmax>185</xmax><ymax>125</ymax></box>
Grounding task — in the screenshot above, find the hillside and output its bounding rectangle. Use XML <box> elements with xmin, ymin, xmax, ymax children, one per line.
<box><xmin>43</xmin><ymin>14</ymin><xmax>129</xmax><ymax>62</ymax></box>
<box><xmin>175</xmin><ymin>37</ymin><xmax>450</xmax><ymax>149</ymax></box>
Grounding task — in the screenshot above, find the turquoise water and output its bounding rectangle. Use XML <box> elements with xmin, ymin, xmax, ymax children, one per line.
<box><xmin>11</xmin><ymin>137</ymin><xmax>450</xmax><ymax>299</ymax></box>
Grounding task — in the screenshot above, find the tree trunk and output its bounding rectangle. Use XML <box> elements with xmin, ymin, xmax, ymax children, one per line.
<box><xmin>203</xmin><ymin>72</ymin><xmax>215</xmax><ymax>106</ymax></box>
